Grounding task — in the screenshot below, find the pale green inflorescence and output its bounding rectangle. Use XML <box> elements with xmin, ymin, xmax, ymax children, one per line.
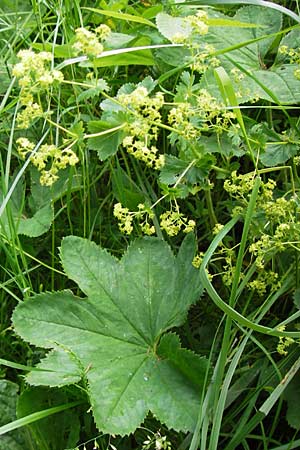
<box><xmin>224</xmin><ymin>171</ymin><xmax>300</xmax><ymax>277</ymax></box>
<box><xmin>73</xmin><ymin>24</ymin><xmax>111</xmax><ymax>58</ymax></box>
<box><xmin>12</xmin><ymin>49</ymin><xmax>64</xmax><ymax>129</ymax></box>
<box><xmin>279</xmin><ymin>45</ymin><xmax>300</xmax><ymax>80</ymax></box>
<box><xmin>159</xmin><ymin>209</ymin><xmax>196</xmax><ymax>236</ymax></box>
<box><xmin>277</xmin><ymin>326</ymin><xmax>295</xmax><ymax>356</ymax></box>
<box><xmin>118</xmin><ymin>86</ymin><xmax>165</xmax><ymax>169</ymax></box>
<box><xmin>16</xmin><ymin>138</ymin><xmax>79</xmax><ymax>186</ymax></box>
<box><xmin>113</xmin><ymin>200</ymin><xmax>195</xmax><ymax>237</ymax></box>
<box><xmin>12</xmin><ymin>50</ymin><xmax>80</xmax><ymax>185</ymax></box>
<box><xmin>142</xmin><ymin>432</ymin><xmax>172</xmax><ymax>450</ymax></box>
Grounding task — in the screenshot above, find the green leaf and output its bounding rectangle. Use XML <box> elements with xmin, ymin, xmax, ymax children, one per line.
<box><xmin>17</xmin><ymin>387</ymin><xmax>81</xmax><ymax>450</ymax></box>
<box><xmin>156</xmin><ymin>13</ymin><xmax>192</xmax><ymax>41</ymax></box>
<box><xmin>32</xmin><ymin>42</ymin><xmax>74</xmax><ymax>58</ymax></box>
<box><xmin>283</xmin><ymin>375</ymin><xmax>300</xmax><ymax>429</ymax></box>
<box><xmin>0</xmin><ymin>380</ymin><xmax>26</xmax><ymax>450</ymax></box>
<box><xmin>185</xmin><ymin>0</ymin><xmax>300</xmax><ymax>24</ymax></box>
<box><xmin>112</xmin><ymin>164</ymin><xmax>144</xmax><ymax>210</ymax></box>
<box><xmin>87</xmin><ymin>120</ymin><xmax>125</xmax><ymax>160</ymax></box>
<box><xmin>253</xmin><ymin>65</ymin><xmax>300</xmax><ymax>104</ymax></box>
<box><xmin>293</xmin><ymin>288</ymin><xmax>300</xmax><ymax>310</ymax></box>
<box><xmin>233</xmin><ymin>5</ymin><xmax>282</xmax><ymax>58</ymax></box>
<box><xmin>256</xmin><ymin>125</ymin><xmax>299</xmax><ymax>166</ymax></box>
<box><xmin>260</xmin><ymin>141</ymin><xmax>298</xmax><ymax>167</ymax></box>
<box><xmin>205</xmin><ymin>6</ymin><xmax>281</xmax><ymax>68</ymax></box>
<box><xmin>81</xmin><ymin>37</ymin><xmax>155</xmax><ymax>68</ymax></box>
<box><xmin>159</xmin><ymin>154</ymin><xmax>214</xmax><ymax>186</ymax></box>
<box><xmin>17</xmin><ymin>203</ymin><xmax>54</xmax><ymax>237</ymax></box>
<box><xmin>277</xmin><ymin>29</ymin><xmax>300</xmax><ymax>65</ymax></box>
<box><xmin>78</xmin><ymin>80</ymin><xmax>108</xmax><ymax>102</ymax></box>
<box><xmin>105</xmin><ymin>32</ymin><xmax>137</xmax><ymax>49</ymax></box>
<box><xmin>157</xmin><ymin>332</ymin><xmax>208</xmax><ymax>389</ymax></box>
<box><xmin>30</xmin><ymin>166</ymin><xmax>82</xmax><ymax>210</ymax></box>
<box><xmin>202</xmin><ymin>135</ymin><xmax>244</xmax><ymax>158</ymax></box>
<box><xmin>13</xmin><ymin>236</ymin><xmax>206</xmax><ymax>435</ymax></box>
<box><xmin>155</xmin><ymin>46</ymin><xmax>191</xmax><ymax>68</ymax></box>
<box><xmin>25</xmin><ymin>348</ymin><xmax>83</xmax><ymax>387</ymax></box>
<box><xmin>199</xmin><ymin>7</ymin><xmax>300</xmax><ymax>104</ymax></box>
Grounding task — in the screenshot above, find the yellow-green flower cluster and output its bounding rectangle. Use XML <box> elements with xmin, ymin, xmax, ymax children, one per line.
<box><xmin>196</xmin><ymin>89</ymin><xmax>236</xmax><ymax>132</ymax></box>
<box><xmin>230</xmin><ymin>67</ymin><xmax>245</xmax><ymax>83</ymax></box>
<box><xmin>118</xmin><ymin>86</ymin><xmax>165</xmax><ymax>169</ymax></box>
<box><xmin>113</xmin><ymin>202</ymin><xmax>155</xmax><ymax>235</ymax></box>
<box><xmin>249</xmin><ymin>211</ymin><xmax>300</xmax><ymax>268</ymax></box>
<box><xmin>191</xmin><ymin>44</ymin><xmax>220</xmax><ymax>73</ymax></box>
<box><xmin>159</xmin><ymin>208</ymin><xmax>195</xmax><ymax>236</ymax></box>
<box><xmin>113</xmin><ymin>201</ymin><xmax>195</xmax><ymax>237</ymax></box>
<box><xmin>171</xmin><ymin>11</ymin><xmax>209</xmax><ymax>44</ymax></box>
<box><xmin>224</xmin><ymin>171</ymin><xmax>256</xmax><ymax>199</ymax></box>
<box><xmin>247</xmin><ymin>270</ymin><xmax>280</xmax><ymax>296</ymax></box>
<box><xmin>73</xmin><ymin>25</ymin><xmax>111</xmax><ymax>58</ymax></box>
<box><xmin>263</xmin><ymin>196</ymin><xmax>297</xmax><ymax>222</ymax></box>
<box><xmin>168</xmin><ymin>103</ymin><xmax>199</xmax><ymax>140</ymax></box>
<box><xmin>277</xmin><ymin>326</ymin><xmax>295</xmax><ymax>356</ymax></box>
<box><xmin>12</xmin><ymin>50</ymin><xmax>63</xmax><ymax>91</ymax></box>
<box><xmin>225</xmin><ymin>172</ymin><xmax>300</xmax><ymax>267</ymax></box>
<box><xmin>192</xmin><ymin>251</ymin><xmax>205</xmax><ymax>268</ymax></box>
<box><xmin>113</xmin><ymin>203</ymin><xmax>134</xmax><ymax>235</ymax></box>
<box><xmin>12</xmin><ymin>49</ymin><xmax>64</xmax><ymax>128</ymax></box>
<box><xmin>224</xmin><ymin>172</ymin><xmax>277</xmax><ymax>205</ymax></box>
<box><xmin>217</xmin><ymin>246</ymin><xmax>238</xmax><ymax>287</ymax></box>
<box><xmin>279</xmin><ymin>45</ymin><xmax>300</xmax><ymax>80</ymax></box>
<box><xmin>16</xmin><ymin>103</ymin><xmax>44</xmax><ymax>129</ymax></box>
<box><xmin>185</xmin><ymin>10</ymin><xmax>209</xmax><ymax>36</ymax></box>
<box><xmin>168</xmin><ymin>89</ymin><xmax>234</xmax><ymax>143</ymax></box>
<box><xmin>16</xmin><ymin>137</ymin><xmax>79</xmax><ymax>186</ymax></box>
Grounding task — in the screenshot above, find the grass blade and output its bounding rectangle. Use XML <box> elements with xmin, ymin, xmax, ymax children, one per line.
<box><xmin>0</xmin><ymin>401</ymin><xmax>83</xmax><ymax>436</ymax></box>
<box><xmin>82</xmin><ymin>8</ymin><xmax>157</xmax><ymax>28</ymax></box>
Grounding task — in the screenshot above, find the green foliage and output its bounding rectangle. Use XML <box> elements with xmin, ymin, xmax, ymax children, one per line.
<box><xmin>13</xmin><ymin>234</ymin><xmax>207</xmax><ymax>435</ymax></box>
<box><xmin>0</xmin><ymin>380</ymin><xmax>26</xmax><ymax>450</ymax></box>
<box><xmin>283</xmin><ymin>375</ymin><xmax>300</xmax><ymax>429</ymax></box>
<box><xmin>17</xmin><ymin>387</ymin><xmax>81</xmax><ymax>450</ymax></box>
<box><xmin>1</xmin><ymin>0</ymin><xmax>300</xmax><ymax>448</ymax></box>
<box><xmin>200</xmin><ymin>6</ymin><xmax>300</xmax><ymax>104</ymax></box>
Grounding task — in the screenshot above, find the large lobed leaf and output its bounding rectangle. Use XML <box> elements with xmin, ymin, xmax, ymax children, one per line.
<box><xmin>12</xmin><ymin>235</ymin><xmax>207</xmax><ymax>435</ymax></box>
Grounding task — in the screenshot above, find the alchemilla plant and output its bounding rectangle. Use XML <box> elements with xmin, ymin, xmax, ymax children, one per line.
<box><xmin>1</xmin><ymin>1</ymin><xmax>300</xmax><ymax>449</ymax></box>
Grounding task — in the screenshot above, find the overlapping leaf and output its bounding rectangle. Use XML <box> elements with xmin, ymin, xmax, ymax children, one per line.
<box><xmin>0</xmin><ymin>380</ymin><xmax>25</xmax><ymax>450</ymax></box>
<box><xmin>12</xmin><ymin>235</ymin><xmax>207</xmax><ymax>435</ymax></box>
<box><xmin>200</xmin><ymin>6</ymin><xmax>300</xmax><ymax>104</ymax></box>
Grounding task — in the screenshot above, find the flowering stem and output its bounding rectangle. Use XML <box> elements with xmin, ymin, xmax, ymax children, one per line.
<box><xmin>45</xmin><ymin>118</ymin><xmax>78</xmax><ymax>137</ymax></box>
<box><xmin>83</xmin><ymin>123</ymin><xmax>126</xmax><ymax>139</ymax></box>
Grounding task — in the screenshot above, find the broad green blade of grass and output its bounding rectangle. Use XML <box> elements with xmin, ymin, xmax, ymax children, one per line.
<box><xmin>214</xmin><ymin>66</ymin><xmax>255</xmax><ymax>162</ymax></box>
<box><xmin>270</xmin><ymin>440</ymin><xmax>300</xmax><ymax>450</ymax></box>
<box><xmin>82</xmin><ymin>8</ymin><xmax>157</xmax><ymax>28</ymax></box>
<box><xmin>56</xmin><ymin>44</ymin><xmax>183</xmax><ymax>69</ymax></box>
<box><xmin>0</xmin><ymin>401</ymin><xmax>83</xmax><ymax>436</ymax></box>
<box><xmin>0</xmin><ymin>131</ymin><xmax>49</xmax><ymax>220</ymax></box>
<box><xmin>226</xmin><ymin>355</ymin><xmax>300</xmax><ymax>449</ymax></box>
<box><xmin>0</xmin><ymin>358</ymin><xmax>56</xmax><ymax>372</ymax></box>
<box><xmin>206</xmin><ymin>176</ymin><xmax>260</xmax><ymax>450</ymax></box>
